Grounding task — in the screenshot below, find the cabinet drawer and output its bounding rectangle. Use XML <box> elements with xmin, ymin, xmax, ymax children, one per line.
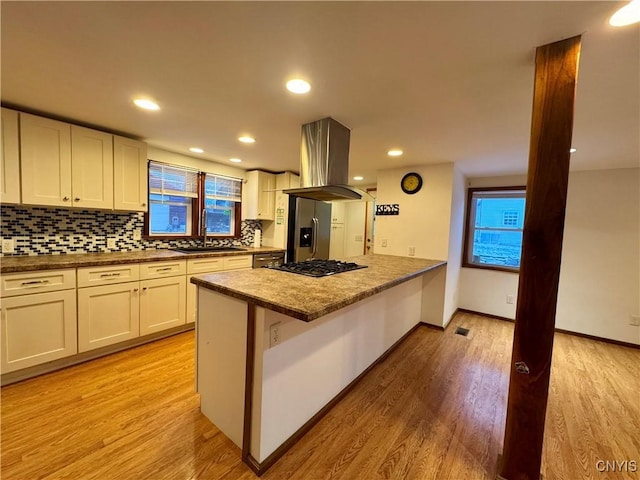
<box><xmin>139</xmin><ymin>260</ymin><xmax>186</xmax><ymax>279</ymax></box>
<box><xmin>1</xmin><ymin>269</ymin><xmax>76</xmax><ymax>297</ymax></box>
<box><xmin>223</xmin><ymin>255</ymin><xmax>253</xmax><ymax>270</ymax></box>
<box><xmin>77</xmin><ymin>264</ymin><xmax>140</xmax><ymax>287</ymax></box>
<box><xmin>187</xmin><ymin>257</ymin><xmax>225</xmax><ymax>274</ymax></box>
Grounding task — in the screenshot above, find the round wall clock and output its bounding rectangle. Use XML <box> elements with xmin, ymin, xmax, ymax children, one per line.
<box><xmin>401</xmin><ymin>172</ymin><xmax>423</xmax><ymax>194</ymax></box>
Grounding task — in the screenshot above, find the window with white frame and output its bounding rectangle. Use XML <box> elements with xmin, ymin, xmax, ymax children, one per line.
<box><xmin>463</xmin><ymin>187</ymin><xmax>526</xmax><ymax>271</ymax></box>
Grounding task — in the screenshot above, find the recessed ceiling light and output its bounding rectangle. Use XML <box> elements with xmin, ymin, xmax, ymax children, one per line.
<box><xmin>133</xmin><ymin>98</ymin><xmax>160</xmax><ymax>111</ymax></box>
<box><xmin>189</xmin><ymin>147</ymin><xmax>204</xmax><ymax>154</ymax></box>
<box><xmin>238</xmin><ymin>136</ymin><xmax>256</xmax><ymax>144</ymax></box>
<box><xmin>387</xmin><ymin>149</ymin><xmax>403</xmax><ymax>157</ymax></box>
<box><xmin>610</xmin><ymin>0</ymin><xmax>640</xmax><ymax>26</ymax></box>
<box><xmin>569</xmin><ymin>148</ymin><xmax>577</xmax><ymax>153</ymax></box>
<box><xmin>286</xmin><ymin>79</ymin><xmax>311</xmax><ymax>94</ymax></box>
<box><xmin>353</xmin><ymin>176</ymin><xmax>364</xmax><ymax>181</ymax></box>
<box><xmin>229</xmin><ymin>158</ymin><xmax>243</xmax><ymax>163</ymax></box>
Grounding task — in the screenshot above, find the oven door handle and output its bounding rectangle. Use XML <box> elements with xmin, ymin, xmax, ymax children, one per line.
<box><xmin>311</xmin><ymin>217</ymin><xmax>319</xmax><ymax>257</ymax></box>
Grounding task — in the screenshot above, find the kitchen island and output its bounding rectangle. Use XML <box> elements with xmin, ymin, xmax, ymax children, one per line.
<box><xmin>192</xmin><ymin>254</ymin><xmax>446</xmax><ymax>475</ymax></box>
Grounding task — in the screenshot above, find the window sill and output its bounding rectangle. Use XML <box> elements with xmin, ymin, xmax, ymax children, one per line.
<box><xmin>143</xmin><ymin>235</ymin><xmax>240</xmax><ymax>241</ymax></box>
<box><xmin>462</xmin><ymin>262</ymin><xmax>520</xmax><ymax>274</ymax></box>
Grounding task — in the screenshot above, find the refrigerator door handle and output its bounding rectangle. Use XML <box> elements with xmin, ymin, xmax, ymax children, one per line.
<box><xmin>311</xmin><ymin>217</ymin><xmax>319</xmax><ymax>256</ymax></box>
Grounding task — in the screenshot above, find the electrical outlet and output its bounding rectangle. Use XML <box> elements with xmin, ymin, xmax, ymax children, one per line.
<box><xmin>107</xmin><ymin>238</ymin><xmax>117</xmax><ymax>249</ymax></box>
<box><xmin>2</xmin><ymin>238</ymin><xmax>15</xmax><ymax>254</ymax></box>
<box><xmin>408</xmin><ymin>246</ymin><xmax>416</xmax><ymax>256</ymax></box>
<box><xmin>631</xmin><ymin>315</ymin><xmax>640</xmax><ymax>326</ymax></box>
<box><xmin>381</xmin><ymin>239</ymin><xmax>388</xmax><ymax>247</ymax></box>
<box><xmin>270</xmin><ymin>322</ymin><xmax>282</xmax><ymax>347</ymax></box>
<box><xmin>133</xmin><ymin>229</ymin><xmax>142</xmax><ymax>241</ymax></box>
<box><xmin>506</xmin><ymin>295</ymin><xmax>515</xmax><ymax>304</ymax></box>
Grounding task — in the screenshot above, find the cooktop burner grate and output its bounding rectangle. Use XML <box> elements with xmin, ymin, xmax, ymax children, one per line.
<box><xmin>267</xmin><ymin>259</ymin><xmax>368</xmax><ymax>277</ymax></box>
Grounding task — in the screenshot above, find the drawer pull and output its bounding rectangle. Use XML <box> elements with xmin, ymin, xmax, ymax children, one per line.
<box><xmin>100</xmin><ymin>272</ymin><xmax>122</xmax><ymax>278</ymax></box>
<box><xmin>21</xmin><ymin>279</ymin><xmax>50</xmax><ymax>286</ymax></box>
<box><xmin>155</xmin><ymin>267</ymin><xmax>173</xmax><ymax>272</ymax></box>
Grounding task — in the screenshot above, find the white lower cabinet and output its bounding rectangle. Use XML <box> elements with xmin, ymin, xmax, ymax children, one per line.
<box><xmin>77</xmin><ymin>260</ymin><xmax>186</xmax><ymax>352</ymax></box>
<box><xmin>139</xmin><ymin>276</ymin><xmax>186</xmax><ymax>335</ymax></box>
<box><xmin>1</xmin><ymin>289</ymin><xmax>77</xmax><ymax>373</ymax></box>
<box><xmin>1</xmin><ymin>254</ymin><xmax>264</xmax><ymax>377</ymax></box>
<box><xmin>77</xmin><ymin>281</ymin><xmax>140</xmax><ymax>353</ymax></box>
<box><xmin>0</xmin><ymin>268</ymin><xmax>77</xmax><ymax>374</ymax></box>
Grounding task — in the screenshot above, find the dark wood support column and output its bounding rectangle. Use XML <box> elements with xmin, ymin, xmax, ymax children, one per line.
<box><xmin>498</xmin><ymin>35</ymin><xmax>581</xmax><ymax>480</ymax></box>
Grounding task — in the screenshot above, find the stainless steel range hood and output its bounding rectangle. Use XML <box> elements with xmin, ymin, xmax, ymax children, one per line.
<box><xmin>284</xmin><ymin>117</ymin><xmax>370</xmax><ymax>202</ymax></box>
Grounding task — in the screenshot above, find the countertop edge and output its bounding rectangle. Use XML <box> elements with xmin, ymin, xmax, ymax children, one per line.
<box><xmin>191</xmin><ymin>260</ymin><xmax>447</xmax><ymax>322</ymax></box>
<box><xmin>0</xmin><ymin>247</ymin><xmax>286</xmax><ymax>273</ymax></box>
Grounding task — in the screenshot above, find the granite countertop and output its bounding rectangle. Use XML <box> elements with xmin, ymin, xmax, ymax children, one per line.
<box><xmin>191</xmin><ymin>254</ymin><xmax>446</xmax><ymax>322</ymax></box>
<box><xmin>0</xmin><ymin>247</ymin><xmax>286</xmax><ymax>273</ymax></box>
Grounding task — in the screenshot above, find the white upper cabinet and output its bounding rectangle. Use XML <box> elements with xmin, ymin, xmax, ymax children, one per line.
<box><xmin>330</xmin><ymin>201</ymin><xmax>346</xmax><ymax>224</ymax></box>
<box><xmin>242</xmin><ymin>170</ymin><xmax>275</xmax><ymax>220</ymax></box>
<box><xmin>0</xmin><ymin>108</ymin><xmax>21</xmax><ymax>204</ymax></box>
<box><xmin>113</xmin><ymin>135</ymin><xmax>148</xmax><ymax>212</ymax></box>
<box><xmin>20</xmin><ymin>112</ymin><xmax>72</xmax><ymax>207</ymax></box>
<box><xmin>71</xmin><ymin>125</ymin><xmax>114</xmax><ymax>209</ymax></box>
<box><xmin>15</xmin><ymin>111</ymin><xmax>146</xmax><ymax>212</ymax></box>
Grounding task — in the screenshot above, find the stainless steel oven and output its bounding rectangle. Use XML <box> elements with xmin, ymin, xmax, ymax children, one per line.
<box><xmin>252</xmin><ymin>252</ymin><xmax>285</xmax><ymax>268</ymax></box>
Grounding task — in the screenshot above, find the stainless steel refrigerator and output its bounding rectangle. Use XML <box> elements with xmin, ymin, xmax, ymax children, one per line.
<box><xmin>286</xmin><ymin>197</ymin><xmax>331</xmax><ymax>262</ymax></box>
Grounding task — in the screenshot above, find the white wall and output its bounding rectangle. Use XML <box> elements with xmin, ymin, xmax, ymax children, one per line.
<box><xmin>375</xmin><ymin>163</ymin><xmax>461</xmax><ymax>326</ymax></box>
<box><xmin>375</xmin><ymin>164</ymin><xmax>454</xmax><ymax>259</ymax></box>
<box><xmin>344</xmin><ymin>201</ymin><xmax>367</xmax><ymax>257</ymax></box>
<box><xmin>458</xmin><ymin>168</ymin><xmax>640</xmax><ymax>345</ymax></box>
<box><xmin>147</xmin><ymin>146</ymin><xmax>246</xmax><ymax>179</ymax></box>
<box><xmin>556</xmin><ymin>168</ymin><xmax>640</xmax><ymax>344</ymax></box>
<box><xmin>442</xmin><ymin>165</ymin><xmax>466</xmax><ymax>327</ymax></box>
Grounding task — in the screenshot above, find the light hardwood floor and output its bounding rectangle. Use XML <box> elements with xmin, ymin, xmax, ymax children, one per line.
<box><xmin>2</xmin><ymin>312</ymin><xmax>638</xmax><ymax>480</ymax></box>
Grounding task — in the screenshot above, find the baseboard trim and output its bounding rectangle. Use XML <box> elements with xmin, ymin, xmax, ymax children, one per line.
<box><xmin>421</xmin><ymin>322</ymin><xmax>445</xmax><ymax>331</ymax></box>
<box><xmin>458</xmin><ymin>308</ymin><xmax>639</xmax><ymax>350</ymax></box>
<box><xmin>458</xmin><ymin>308</ymin><xmax>514</xmax><ymax>323</ymax></box>
<box><xmin>247</xmin><ymin>321</ymin><xmax>423</xmax><ymax>476</ymax></box>
<box><xmin>420</xmin><ymin>308</ymin><xmax>460</xmax><ymax>332</ymax></box>
<box><xmin>554</xmin><ymin>327</ymin><xmax>639</xmax><ymax>350</ymax></box>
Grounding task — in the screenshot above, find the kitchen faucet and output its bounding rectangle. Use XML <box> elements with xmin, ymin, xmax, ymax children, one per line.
<box><xmin>201</xmin><ymin>209</ymin><xmax>211</xmax><ymax>247</ymax></box>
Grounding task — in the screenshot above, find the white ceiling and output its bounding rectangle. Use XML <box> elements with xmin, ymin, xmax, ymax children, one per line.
<box><xmin>1</xmin><ymin>1</ymin><xmax>638</xmax><ymax>184</ymax></box>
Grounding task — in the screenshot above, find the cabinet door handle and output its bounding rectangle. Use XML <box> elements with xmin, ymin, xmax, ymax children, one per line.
<box><xmin>142</xmin><ymin>287</ymin><xmax>148</xmax><ymax>291</ymax></box>
<box><xmin>21</xmin><ymin>279</ymin><xmax>49</xmax><ymax>286</ymax></box>
<box><xmin>141</xmin><ymin>203</ymin><xmax>146</xmax><ymax>207</ymax></box>
<box><xmin>74</xmin><ymin>197</ymin><xmax>80</xmax><ymax>202</ymax></box>
<box><xmin>62</xmin><ymin>197</ymin><xmax>70</xmax><ymax>201</ymax></box>
<box><xmin>133</xmin><ymin>288</ymin><xmax>139</xmax><ymax>292</ymax></box>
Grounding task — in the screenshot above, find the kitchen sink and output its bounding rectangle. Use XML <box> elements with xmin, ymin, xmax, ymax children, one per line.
<box><xmin>171</xmin><ymin>246</ymin><xmax>247</xmax><ymax>253</ymax></box>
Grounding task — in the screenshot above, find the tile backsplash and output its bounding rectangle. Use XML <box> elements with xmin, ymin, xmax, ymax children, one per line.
<box><xmin>0</xmin><ymin>205</ymin><xmax>261</xmax><ymax>256</ymax></box>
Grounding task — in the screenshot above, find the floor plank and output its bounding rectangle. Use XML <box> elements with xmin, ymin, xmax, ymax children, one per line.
<box><xmin>2</xmin><ymin>313</ymin><xmax>638</xmax><ymax>479</ymax></box>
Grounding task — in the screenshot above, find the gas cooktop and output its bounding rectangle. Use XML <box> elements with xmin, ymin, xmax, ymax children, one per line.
<box><xmin>267</xmin><ymin>259</ymin><xmax>367</xmax><ymax>277</ymax></box>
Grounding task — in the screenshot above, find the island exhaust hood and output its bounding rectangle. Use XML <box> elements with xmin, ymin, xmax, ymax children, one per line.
<box><xmin>284</xmin><ymin>117</ymin><xmax>371</xmax><ymax>202</ymax></box>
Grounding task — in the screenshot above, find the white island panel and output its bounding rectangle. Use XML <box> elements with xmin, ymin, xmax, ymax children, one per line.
<box><xmin>197</xmin><ymin>289</ymin><xmax>248</xmax><ymax>448</ymax></box>
<box><xmin>250</xmin><ymin>276</ymin><xmax>422</xmax><ymax>462</ymax></box>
